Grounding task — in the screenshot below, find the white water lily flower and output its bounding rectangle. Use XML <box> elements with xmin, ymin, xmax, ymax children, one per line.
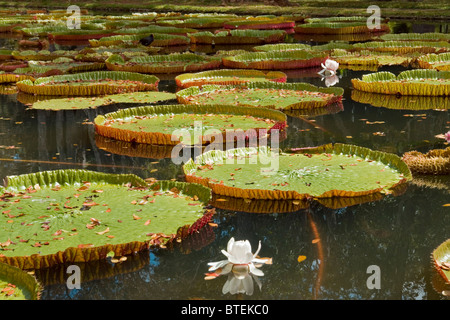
<box><xmin>318</xmin><ymin>58</ymin><xmax>339</xmax><ymax>76</ymax></box>
<box><xmin>207</xmin><ymin>237</ymin><xmax>269</xmax><ymax>278</ymax></box>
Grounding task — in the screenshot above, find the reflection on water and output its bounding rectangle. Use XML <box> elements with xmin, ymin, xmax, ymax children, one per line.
<box><xmin>0</xmin><ymin>22</ymin><xmax>449</xmax><ymax>300</ymax></box>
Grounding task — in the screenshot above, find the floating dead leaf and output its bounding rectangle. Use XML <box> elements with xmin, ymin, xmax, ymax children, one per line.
<box><xmin>208</xmin><ymin>223</ymin><xmax>218</xmax><ymax>227</ymax></box>
<box><xmin>96</xmin><ymin>227</ymin><xmax>110</xmax><ymax>235</ymax></box>
<box><xmin>297</xmin><ymin>255</ymin><xmax>307</xmax><ymax>263</ymax></box>
<box><xmin>442</xmin><ymin>204</ymin><xmax>450</xmax><ymax>207</ymax></box>
<box><xmin>312</xmin><ymin>238</ymin><xmax>320</xmax><ymax>244</ymax></box>
<box><xmin>133</xmin><ymin>214</ymin><xmax>142</xmax><ymax>220</ymax></box>
<box><xmin>144</xmin><ymin>219</ymin><xmax>151</xmax><ymax>226</ymax></box>
<box><xmin>77</xmin><ymin>244</ymin><xmax>94</xmax><ymax>248</ymax></box>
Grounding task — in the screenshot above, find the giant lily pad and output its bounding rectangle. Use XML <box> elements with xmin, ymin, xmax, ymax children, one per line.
<box><xmin>176</xmin><ymin>82</ymin><xmax>343</xmax><ymax>111</ymax></box>
<box><xmin>89</xmin><ymin>33</ymin><xmax>190</xmax><ymax>47</ymax></box>
<box><xmin>352</xmin><ymin>41</ymin><xmax>450</xmax><ymax>54</ymax></box>
<box><xmin>74</xmin><ymin>46</ymin><xmax>161</xmax><ymax>63</ymax></box>
<box><xmin>29</xmin><ymin>91</ymin><xmax>176</xmax><ymax>110</ymax></box>
<box><xmin>432</xmin><ymin>239</ymin><xmax>450</xmax><ymax>284</ymax></box>
<box><xmin>351</xmin><ymin>69</ymin><xmax>450</xmax><ymax>96</ymax></box>
<box><xmin>415</xmin><ymin>52</ymin><xmax>450</xmax><ymax>71</ymax></box>
<box><xmin>94</xmin><ymin>104</ymin><xmax>286</xmax><ymax>146</ymax></box>
<box><xmin>175</xmin><ymin>69</ymin><xmax>287</xmax><ymax>88</ymax></box>
<box><xmin>0</xmin><ymin>72</ymin><xmax>34</xmax><ymax>84</ymax></box>
<box><xmin>13</xmin><ymin>58</ymin><xmax>106</xmax><ymax>76</ymax></box>
<box><xmin>183</xmin><ymin>144</ymin><xmax>412</xmax><ymax>200</ymax></box>
<box><xmin>11</xmin><ymin>50</ymin><xmax>76</xmax><ymax>61</ymax></box>
<box><xmin>402</xmin><ymin>147</ymin><xmax>450</xmax><ymax>175</ymax></box>
<box><xmin>105</xmin><ymin>53</ymin><xmax>222</xmax><ymax>74</ymax></box>
<box><xmin>0</xmin><ymin>262</ymin><xmax>41</xmax><ymax>300</ymax></box>
<box><xmin>378</xmin><ymin>33</ymin><xmax>450</xmax><ymax>42</ymax></box>
<box><xmin>223</xmin><ymin>16</ymin><xmax>295</xmax><ymax>30</ymax></box>
<box><xmin>351</xmin><ymin>90</ymin><xmax>450</xmax><ymax>110</ymax></box>
<box><xmin>16</xmin><ymin>71</ymin><xmax>160</xmax><ymax>96</ymax></box>
<box><xmin>188</xmin><ymin>30</ymin><xmax>286</xmax><ymax>45</ymax></box>
<box><xmin>294</xmin><ymin>21</ymin><xmax>390</xmax><ymax>35</ymax></box>
<box><xmin>330</xmin><ymin>49</ymin><xmax>412</xmax><ymax>69</ymax></box>
<box><xmin>222</xmin><ymin>50</ymin><xmax>328</xmax><ymax>70</ymax></box>
<box><xmin>0</xmin><ymin>170</ymin><xmax>214</xmax><ymax>269</ymax></box>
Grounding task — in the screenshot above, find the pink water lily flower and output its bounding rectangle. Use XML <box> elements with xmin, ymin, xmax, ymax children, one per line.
<box><xmin>207</xmin><ymin>237</ymin><xmax>270</xmax><ymax>278</ymax></box>
<box><xmin>318</xmin><ymin>59</ymin><xmax>339</xmax><ymax>76</ymax></box>
<box><xmin>445</xmin><ymin>131</ymin><xmax>450</xmax><ymax>143</ymax></box>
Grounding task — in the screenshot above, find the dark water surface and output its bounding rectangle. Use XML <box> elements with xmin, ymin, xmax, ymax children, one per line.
<box><xmin>0</xmin><ymin>20</ymin><xmax>448</xmax><ymax>300</ymax></box>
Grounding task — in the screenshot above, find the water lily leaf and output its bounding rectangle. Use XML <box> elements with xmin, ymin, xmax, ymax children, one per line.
<box><xmin>222</xmin><ymin>50</ymin><xmax>328</xmax><ymax>70</ymax></box>
<box><xmin>0</xmin><ymin>262</ymin><xmax>41</xmax><ymax>300</ymax></box>
<box><xmin>183</xmin><ymin>144</ymin><xmax>412</xmax><ymax>200</ymax></box>
<box><xmin>189</xmin><ymin>29</ymin><xmax>286</xmax><ymax>45</ymax></box>
<box><xmin>16</xmin><ymin>71</ymin><xmax>159</xmax><ymax>96</ymax></box>
<box><xmin>432</xmin><ymin>239</ymin><xmax>450</xmax><ymax>284</ymax></box>
<box><xmin>0</xmin><ymin>170</ymin><xmax>213</xmax><ymax>269</ymax></box>
<box><xmin>105</xmin><ymin>53</ymin><xmax>221</xmax><ymax>74</ymax></box>
<box><xmin>175</xmin><ymin>69</ymin><xmax>287</xmax><ymax>88</ymax></box>
<box><xmin>351</xmin><ymin>69</ymin><xmax>450</xmax><ymax>96</ymax></box>
<box><xmin>29</xmin><ymin>91</ymin><xmax>176</xmax><ymax>110</ymax></box>
<box><xmin>94</xmin><ymin>104</ymin><xmax>286</xmax><ymax>146</ymax></box>
<box><xmin>177</xmin><ymin>82</ymin><xmax>343</xmax><ymax>111</ymax></box>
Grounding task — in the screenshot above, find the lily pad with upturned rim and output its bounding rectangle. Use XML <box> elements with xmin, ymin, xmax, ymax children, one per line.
<box><xmin>432</xmin><ymin>239</ymin><xmax>450</xmax><ymax>284</ymax></box>
<box><xmin>0</xmin><ymin>262</ymin><xmax>42</xmax><ymax>300</ymax></box>
<box><xmin>222</xmin><ymin>50</ymin><xmax>328</xmax><ymax>70</ymax></box>
<box><xmin>351</xmin><ymin>69</ymin><xmax>450</xmax><ymax>96</ymax></box>
<box><xmin>105</xmin><ymin>53</ymin><xmax>222</xmax><ymax>74</ymax></box>
<box><xmin>174</xmin><ymin>69</ymin><xmax>287</xmax><ymax>88</ymax></box>
<box><xmin>0</xmin><ymin>169</ymin><xmax>214</xmax><ymax>269</ymax></box>
<box><xmin>29</xmin><ymin>91</ymin><xmax>176</xmax><ymax>110</ymax></box>
<box><xmin>176</xmin><ymin>82</ymin><xmax>344</xmax><ymax>111</ymax></box>
<box><xmin>94</xmin><ymin>104</ymin><xmax>286</xmax><ymax>146</ymax></box>
<box><xmin>183</xmin><ymin>144</ymin><xmax>412</xmax><ymax>201</ymax></box>
<box><xmin>16</xmin><ymin>71</ymin><xmax>160</xmax><ymax>96</ymax></box>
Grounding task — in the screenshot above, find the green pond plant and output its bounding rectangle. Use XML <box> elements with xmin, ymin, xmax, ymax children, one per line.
<box><xmin>351</xmin><ymin>69</ymin><xmax>450</xmax><ymax>96</ymax></box>
<box><xmin>28</xmin><ymin>91</ymin><xmax>176</xmax><ymax>110</ymax></box>
<box><xmin>0</xmin><ymin>169</ymin><xmax>214</xmax><ymax>269</ymax></box>
<box><xmin>183</xmin><ymin>143</ymin><xmax>412</xmax><ymax>201</ymax></box>
<box><xmin>15</xmin><ymin>71</ymin><xmax>160</xmax><ymax>96</ymax></box>
<box><xmin>174</xmin><ymin>69</ymin><xmax>287</xmax><ymax>88</ymax></box>
<box><xmin>222</xmin><ymin>50</ymin><xmax>328</xmax><ymax>70</ymax></box>
<box><xmin>432</xmin><ymin>239</ymin><xmax>450</xmax><ymax>284</ymax></box>
<box><xmin>105</xmin><ymin>53</ymin><xmax>222</xmax><ymax>74</ymax></box>
<box><xmin>176</xmin><ymin>82</ymin><xmax>344</xmax><ymax>111</ymax></box>
<box><xmin>94</xmin><ymin>104</ymin><xmax>286</xmax><ymax>146</ymax></box>
<box><xmin>0</xmin><ymin>262</ymin><xmax>41</xmax><ymax>300</ymax></box>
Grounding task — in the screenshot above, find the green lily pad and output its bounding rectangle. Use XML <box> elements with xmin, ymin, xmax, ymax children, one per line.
<box><xmin>94</xmin><ymin>104</ymin><xmax>286</xmax><ymax>146</ymax></box>
<box><xmin>30</xmin><ymin>91</ymin><xmax>176</xmax><ymax>110</ymax></box>
<box><xmin>16</xmin><ymin>71</ymin><xmax>160</xmax><ymax>96</ymax></box>
<box><xmin>0</xmin><ymin>262</ymin><xmax>41</xmax><ymax>300</ymax></box>
<box><xmin>222</xmin><ymin>50</ymin><xmax>328</xmax><ymax>70</ymax></box>
<box><xmin>188</xmin><ymin>30</ymin><xmax>286</xmax><ymax>45</ymax></box>
<box><xmin>415</xmin><ymin>52</ymin><xmax>450</xmax><ymax>71</ymax></box>
<box><xmin>432</xmin><ymin>239</ymin><xmax>450</xmax><ymax>284</ymax></box>
<box><xmin>351</xmin><ymin>69</ymin><xmax>450</xmax><ymax>96</ymax></box>
<box><xmin>105</xmin><ymin>53</ymin><xmax>222</xmax><ymax>74</ymax></box>
<box><xmin>0</xmin><ymin>170</ymin><xmax>213</xmax><ymax>269</ymax></box>
<box><xmin>176</xmin><ymin>82</ymin><xmax>344</xmax><ymax>111</ymax></box>
<box><xmin>183</xmin><ymin>144</ymin><xmax>412</xmax><ymax>200</ymax></box>
<box><xmin>89</xmin><ymin>33</ymin><xmax>190</xmax><ymax>47</ymax></box>
<box><xmin>175</xmin><ymin>69</ymin><xmax>287</xmax><ymax>88</ymax></box>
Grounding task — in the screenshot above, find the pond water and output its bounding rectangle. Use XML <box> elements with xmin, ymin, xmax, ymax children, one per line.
<box><xmin>0</xmin><ymin>20</ymin><xmax>449</xmax><ymax>300</ymax></box>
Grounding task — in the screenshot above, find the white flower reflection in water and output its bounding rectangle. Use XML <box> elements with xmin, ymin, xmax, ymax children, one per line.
<box><xmin>206</xmin><ymin>237</ymin><xmax>272</xmax><ymax>296</ymax></box>
<box><xmin>318</xmin><ymin>59</ymin><xmax>340</xmax><ymax>87</ymax></box>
